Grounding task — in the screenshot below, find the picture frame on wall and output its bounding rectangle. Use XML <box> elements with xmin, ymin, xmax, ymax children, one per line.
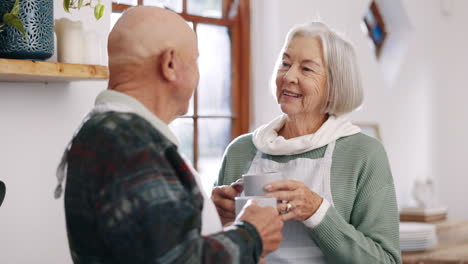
<box><xmin>354</xmin><ymin>122</ymin><xmax>382</xmax><ymax>141</ymax></box>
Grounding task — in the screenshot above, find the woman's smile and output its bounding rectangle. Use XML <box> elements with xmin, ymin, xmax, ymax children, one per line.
<box><xmin>282</xmin><ymin>89</ymin><xmax>303</xmax><ymax>99</ymax></box>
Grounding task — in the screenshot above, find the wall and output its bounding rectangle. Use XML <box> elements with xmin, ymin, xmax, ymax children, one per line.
<box><xmin>430</xmin><ymin>0</ymin><xmax>468</xmax><ymax>220</ymax></box>
<box><xmin>251</xmin><ymin>0</ymin><xmax>468</xmax><ymax>218</ymax></box>
<box><xmin>0</xmin><ymin>1</ymin><xmax>111</xmax><ymax>263</ymax></box>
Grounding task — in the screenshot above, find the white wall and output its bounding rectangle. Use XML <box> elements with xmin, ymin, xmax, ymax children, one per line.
<box><xmin>0</xmin><ymin>1</ymin><xmax>111</xmax><ymax>263</ymax></box>
<box><xmin>251</xmin><ymin>0</ymin><xmax>468</xmax><ymax>218</ymax></box>
<box><xmin>430</xmin><ymin>0</ymin><xmax>468</xmax><ymax>220</ymax></box>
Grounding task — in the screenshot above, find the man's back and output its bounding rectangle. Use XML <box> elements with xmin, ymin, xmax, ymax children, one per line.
<box><xmin>65</xmin><ymin>112</ymin><xmax>261</xmax><ymax>263</ymax></box>
<box><xmin>65</xmin><ymin>112</ymin><xmax>196</xmax><ymax>262</ymax></box>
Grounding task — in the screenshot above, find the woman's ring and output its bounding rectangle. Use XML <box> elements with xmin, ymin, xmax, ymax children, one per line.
<box><xmin>286</xmin><ymin>202</ymin><xmax>292</xmax><ymax>212</ymax></box>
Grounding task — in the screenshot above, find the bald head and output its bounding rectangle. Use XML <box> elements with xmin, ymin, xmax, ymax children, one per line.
<box><xmin>107</xmin><ymin>6</ymin><xmax>199</xmax><ymax>123</ymax></box>
<box><xmin>108</xmin><ymin>6</ymin><xmax>195</xmax><ymax>75</ymax></box>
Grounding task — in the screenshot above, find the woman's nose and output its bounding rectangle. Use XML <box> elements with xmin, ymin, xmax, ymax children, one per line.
<box><xmin>283</xmin><ymin>67</ymin><xmax>299</xmax><ymax>84</ymax></box>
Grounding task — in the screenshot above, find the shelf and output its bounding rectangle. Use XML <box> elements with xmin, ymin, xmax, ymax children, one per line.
<box><xmin>0</xmin><ymin>58</ymin><xmax>109</xmax><ymax>82</ymax></box>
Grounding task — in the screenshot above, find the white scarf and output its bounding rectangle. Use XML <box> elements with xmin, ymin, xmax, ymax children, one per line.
<box><xmin>252</xmin><ymin>114</ymin><xmax>360</xmax><ymax>155</ymax></box>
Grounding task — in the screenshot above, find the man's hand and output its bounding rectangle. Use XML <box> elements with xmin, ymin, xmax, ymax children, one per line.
<box><xmin>237</xmin><ymin>200</ymin><xmax>283</xmax><ymax>256</ymax></box>
<box><xmin>211</xmin><ymin>180</ymin><xmax>243</xmax><ymax>225</ymax></box>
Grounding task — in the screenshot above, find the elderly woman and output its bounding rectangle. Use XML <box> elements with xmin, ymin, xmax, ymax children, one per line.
<box><xmin>212</xmin><ymin>22</ymin><xmax>401</xmax><ymax>263</ymax></box>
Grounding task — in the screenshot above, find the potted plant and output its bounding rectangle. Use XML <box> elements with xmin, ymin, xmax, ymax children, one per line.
<box><xmin>63</xmin><ymin>0</ymin><xmax>105</xmax><ymax>20</ymax></box>
<box><xmin>55</xmin><ymin>0</ymin><xmax>105</xmax><ymax>64</ymax></box>
<box><xmin>0</xmin><ymin>0</ymin><xmax>54</xmax><ymax>60</ymax></box>
<box><xmin>0</xmin><ymin>0</ymin><xmax>105</xmax><ymax>61</ymax></box>
<box><xmin>0</xmin><ymin>0</ymin><xmax>25</xmax><ymax>37</ymax></box>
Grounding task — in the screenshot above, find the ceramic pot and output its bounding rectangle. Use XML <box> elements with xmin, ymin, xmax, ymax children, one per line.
<box><xmin>0</xmin><ymin>0</ymin><xmax>54</xmax><ymax>60</ymax></box>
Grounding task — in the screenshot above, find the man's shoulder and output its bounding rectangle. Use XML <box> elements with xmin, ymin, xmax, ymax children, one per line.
<box><xmin>84</xmin><ymin>111</ymin><xmax>152</xmax><ymax>133</ymax></box>
<box><xmin>76</xmin><ymin>111</ymin><xmax>173</xmax><ymax>150</ymax></box>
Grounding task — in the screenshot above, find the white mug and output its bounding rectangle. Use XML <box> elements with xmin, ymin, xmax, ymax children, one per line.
<box><xmin>235</xmin><ymin>196</ymin><xmax>277</xmax><ymax>216</ymax></box>
<box><xmin>233</xmin><ymin>172</ymin><xmax>283</xmax><ymax>196</ymax></box>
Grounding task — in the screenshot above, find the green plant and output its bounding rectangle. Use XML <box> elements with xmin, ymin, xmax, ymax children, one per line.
<box><xmin>0</xmin><ymin>0</ymin><xmax>26</xmax><ymax>37</ymax></box>
<box><xmin>63</xmin><ymin>0</ymin><xmax>105</xmax><ymax>20</ymax></box>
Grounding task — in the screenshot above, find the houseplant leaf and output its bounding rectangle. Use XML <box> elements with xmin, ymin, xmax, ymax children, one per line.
<box><xmin>3</xmin><ymin>13</ymin><xmax>26</xmax><ymax>37</ymax></box>
<box><xmin>11</xmin><ymin>0</ymin><xmax>21</xmax><ymax>15</ymax></box>
<box><xmin>63</xmin><ymin>0</ymin><xmax>70</xmax><ymax>13</ymax></box>
<box><xmin>94</xmin><ymin>4</ymin><xmax>104</xmax><ymax>20</ymax></box>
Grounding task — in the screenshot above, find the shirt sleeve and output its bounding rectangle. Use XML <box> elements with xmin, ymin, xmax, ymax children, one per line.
<box><xmin>83</xmin><ymin>116</ymin><xmax>262</xmax><ymax>264</ymax></box>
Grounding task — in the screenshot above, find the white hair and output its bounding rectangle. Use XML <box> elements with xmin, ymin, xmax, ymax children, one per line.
<box><xmin>272</xmin><ymin>22</ymin><xmax>363</xmax><ymax>116</ymax></box>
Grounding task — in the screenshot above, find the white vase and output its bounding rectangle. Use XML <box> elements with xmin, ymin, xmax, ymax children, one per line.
<box><xmin>55</xmin><ymin>18</ymin><xmax>84</xmax><ymax>64</ymax></box>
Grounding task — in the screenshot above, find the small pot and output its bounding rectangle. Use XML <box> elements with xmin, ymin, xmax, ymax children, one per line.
<box><xmin>0</xmin><ymin>0</ymin><xmax>54</xmax><ymax>60</ymax></box>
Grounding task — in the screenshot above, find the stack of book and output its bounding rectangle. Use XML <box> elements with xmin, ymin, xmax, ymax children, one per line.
<box><xmin>400</xmin><ymin>207</ymin><xmax>448</xmax><ymax>222</ymax></box>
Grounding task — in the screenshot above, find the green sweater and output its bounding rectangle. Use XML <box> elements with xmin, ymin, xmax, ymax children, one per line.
<box><xmin>217</xmin><ymin>133</ymin><xmax>401</xmax><ymax>264</ymax></box>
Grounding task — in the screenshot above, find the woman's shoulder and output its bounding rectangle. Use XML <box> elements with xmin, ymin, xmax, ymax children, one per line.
<box><xmin>336</xmin><ymin>132</ymin><xmax>388</xmax><ymax>159</ymax></box>
<box><xmin>222</xmin><ymin>133</ymin><xmax>257</xmax><ymax>161</ymax></box>
<box><xmin>338</xmin><ymin>132</ymin><xmax>385</xmax><ymax>151</ymax></box>
<box><xmin>226</xmin><ymin>133</ymin><xmax>255</xmax><ymax>150</ymax></box>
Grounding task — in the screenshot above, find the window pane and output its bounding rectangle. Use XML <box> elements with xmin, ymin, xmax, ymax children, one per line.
<box><xmin>187</xmin><ymin>21</ymin><xmax>194</xmax><ymax>30</ymax></box>
<box><xmin>182</xmin><ymin>95</ymin><xmax>194</xmax><ymax>116</ymax></box>
<box><xmin>169</xmin><ymin>118</ymin><xmax>194</xmax><ymax>164</ymax></box>
<box><xmin>143</xmin><ymin>0</ymin><xmax>183</xmax><ymax>13</ymax></box>
<box><xmin>197</xmin><ymin>24</ymin><xmax>232</xmax><ymax>116</ymax></box>
<box><xmin>187</xmin><ymin>0</ymin><xmax>222</xmax><ymax>18</ymax></box>
<box><xmin>113</xmin><ymin>0</ymin><xmax>138</xmax><ymax>5</ymax></box>
<box><xmin>198</xmin><ymin>118</ymin><xmax>231</xmax><ymax>192</ymax></box>
<box><xmin>111</xmin><ymin>13</ymin><xmax>121</xmax><ymax>29</ymax></box>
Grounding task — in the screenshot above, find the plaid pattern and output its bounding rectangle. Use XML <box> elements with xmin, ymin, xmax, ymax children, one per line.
<box><xmin>64</xmin><ymin>112</ymin><xmax>261</xmax><ymax>264</ymax></box>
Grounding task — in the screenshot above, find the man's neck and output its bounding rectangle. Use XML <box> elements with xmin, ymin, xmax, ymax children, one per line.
<box><xmin>109</xmin><ymin>82</ymin><xmax>177</xmax><ymax>124</ymax></box>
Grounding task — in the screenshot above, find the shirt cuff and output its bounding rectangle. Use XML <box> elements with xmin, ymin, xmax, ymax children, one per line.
<box><xmin>230</xmin><ymin>220</ymin><xmax>263</xmax><ymax>262</ymax></box>
<box><xmin>303</xmin><ymin>198</ymin><xmax>331</xmax><ymax>228</ymax></box>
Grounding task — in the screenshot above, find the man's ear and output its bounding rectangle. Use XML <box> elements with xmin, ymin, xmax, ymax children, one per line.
<box><xmin>160</xmin><ymin>49</ymin><xmax>177</xmax><ymax>81</ymax></box>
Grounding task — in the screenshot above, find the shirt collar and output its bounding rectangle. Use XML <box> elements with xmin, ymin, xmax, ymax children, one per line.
<box><xmin>94</xmin><ymin>89</ymin><xmax>180</xmax><ymax>147</ymax></box>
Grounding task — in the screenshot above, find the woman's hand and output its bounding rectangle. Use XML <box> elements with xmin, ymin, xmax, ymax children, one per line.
<box><xmin>264</xmin><ymin>179</ymin><xmax>323</xmax><ymax>221</ymax></box>
<box><xmin>211</xmin><ymin>179</ymin><xmax>243</xmax><ymax>226</ymax></box>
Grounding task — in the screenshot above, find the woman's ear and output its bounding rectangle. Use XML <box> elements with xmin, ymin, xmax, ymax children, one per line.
<box><xmin>160</xmin><ymin>49</ymin><xmax>177</xmax><ymax>81</ymax></box>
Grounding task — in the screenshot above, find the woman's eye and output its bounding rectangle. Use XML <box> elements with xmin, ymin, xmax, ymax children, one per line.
<box><xmin>282</xmin><ymin>62</ymin><xmax>290</xmax><ymax>67</ymax></box>
<box><xmin>303</xmin><ymin>67</ymin><xmax>313</xmax><ymax>72</ymax></box>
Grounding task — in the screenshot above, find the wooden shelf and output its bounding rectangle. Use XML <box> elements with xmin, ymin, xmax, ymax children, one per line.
<box><xmin>0</xmin><ymin>58</ymin><xmax>109</xmax><ymax>82</ymax></box>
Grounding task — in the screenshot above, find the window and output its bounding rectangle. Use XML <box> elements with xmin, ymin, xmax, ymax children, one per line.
<box><xmin>111</xmin><ymin>0</ymin><xmax>251</xmax><ymax>191</ymax></box>
<box><xmin>362</xmin><ymin>1</ymin><xmax>387</xmax><ymax>58</ymax></box>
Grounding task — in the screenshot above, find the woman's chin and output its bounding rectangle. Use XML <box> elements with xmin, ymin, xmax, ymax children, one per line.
<box><xmin>280</xmin><ymin>105</ymin><xmax>300</xmax><ymax>116</ymax></box>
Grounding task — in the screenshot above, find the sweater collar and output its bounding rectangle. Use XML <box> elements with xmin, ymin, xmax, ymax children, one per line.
<box><xmin>94</xmin><ymin>90</ymin><xmax>180</xmax><ymax>147</ymax></box>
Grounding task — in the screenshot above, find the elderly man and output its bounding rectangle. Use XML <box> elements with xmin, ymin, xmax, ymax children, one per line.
<box><xmin>55</xmin><ymin>6</ymin><xmax>283</xmax><ymax>264</ymax></box>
